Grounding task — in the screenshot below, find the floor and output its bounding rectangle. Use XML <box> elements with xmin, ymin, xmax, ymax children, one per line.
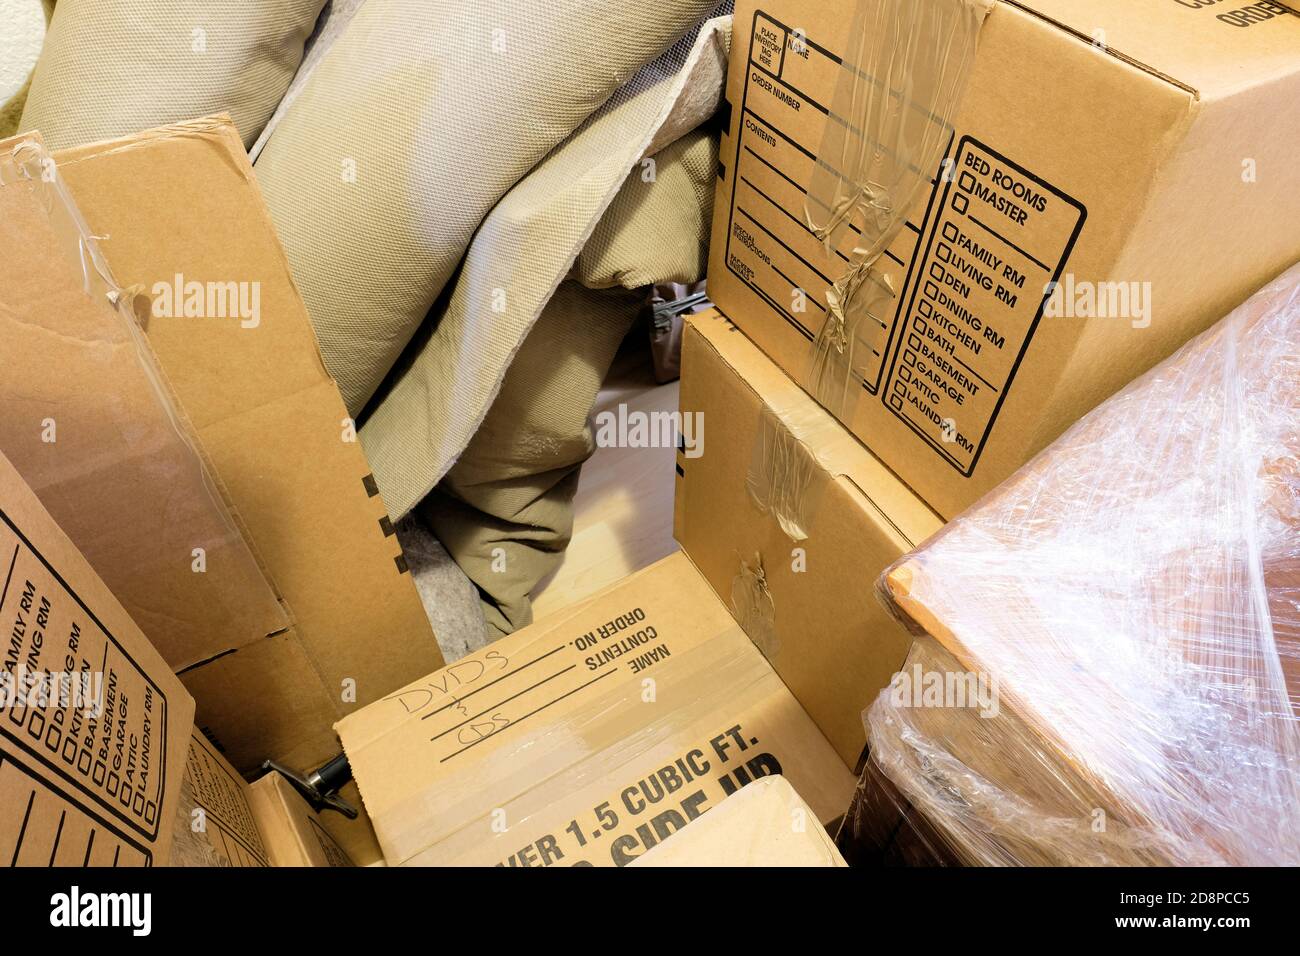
<box><xmin>530</xmin><ymin>342</ymin><xmax>681</xmax><ymax>618</ymax></box>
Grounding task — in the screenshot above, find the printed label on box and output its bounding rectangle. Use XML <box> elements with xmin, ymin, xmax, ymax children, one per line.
<box><xmin>186</xmin><ymin>733</ymin><xmax>268</xmax><ymax>866</ymax></box>
<box><xmin>723</xmin><ymin>9</ymin><xmax>931</xmax><ymax>392</ymax></box>
<box><xmin>0</xmin><ymin>508</ymin><xmax>172</xmax><ymax>859</ymax></box>
<box><xmin>881</xmin><ymin>136</ymin><xmax>1086</xmax><ymax>474</ymax></box>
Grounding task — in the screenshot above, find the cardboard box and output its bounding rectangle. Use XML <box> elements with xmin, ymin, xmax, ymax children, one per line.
<box><xmin>312</xmin><ymin>781</ymin><xmax>385</xmax><ymax>867</ymax></box>
<box><xmin>245</xmin><ymin>774</ymin><xmax>356</xmax><ymax>867</ymax></box>
<box><xmin>845</xmin><ymin>264</ymin><xmax>1300</xmax><ymax>866</ymax></box>
<box><xmin>630</xmin><ymin>775</ymin><xmax>847</xmax><ymax>866</ymax></box>
<box><xmin>709</xmin><ymin>0</ymin><xmax>1300</xmax><ymax>518</ymax></box>
<box><xmin>0</xmin><ymin>117</ymin><xmax>444</xmax><ymax>772</ymax></box>
<box><xmin>675</xmin><ymin>310</ymin><xmax>943</xmax><ymax>769</ymax></box>
<box><xmin>337</xmin><ymin>553</ymin><xmax>855</xmax><ymax>867</ymax></box>
<box><xmin>178</xmin><ymin>728</ymin><xmax>269</xmax><ymax>867</ymax></box>
<box><xmin>0</xmin><ymin>129</ymin><xmax>287</xmax><ymax>673</ymax></box>
<box><xmin>176</xmin><ymin>726</ymin><xmax>373</xmax><ymax>867</ymax></box>
<box><xmin>0</xmin><ymin>446</ymin><xmax>194</xmax><ymax>867</ymax></box>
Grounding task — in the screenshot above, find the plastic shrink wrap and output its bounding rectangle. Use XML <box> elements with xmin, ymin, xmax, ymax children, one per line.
<box><xmin>842</xmin><ymin>263</ymin><xmax>1300</xmax><ymax>866</ymax></box>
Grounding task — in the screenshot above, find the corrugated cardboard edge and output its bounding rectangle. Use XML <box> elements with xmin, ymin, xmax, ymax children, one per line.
<box><xmin>247</xmin><ymin>773</ymin><xmax>355</xmax><ymax>867</ymax></box>
<box><xmin>4</xmin><ymin>126</ymin><xmax>293</xmax><ymax>668</ymax></box>
<box><xmin>685</xmin><ymin>310</ymin><xmax>944</xmax><ymax>547</ymax></box>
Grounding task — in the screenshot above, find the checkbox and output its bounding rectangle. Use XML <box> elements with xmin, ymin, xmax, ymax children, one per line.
<box><xmin>903</xmin><ymin>349</ymin><xmax>916</xmax><ymax>367</ymax></box>
<box><xmin>914</xmin><ymin>317</ymin><xmax>928</xmax><ymax>335</ymax></box>
<box><xmin>78</xmin><ymin>750</ymin><xmax>92</xmax><ymax>775</ymax></box>
<box><xmin>924</xmin><ymin>281</ymin><xmax>939</xmax><ymax>299</ymax></box>
<box><xmin>952</xmin><ymin>193</ymin><xmax>969</xmax><ymax>214</ymax></box>
<box><xmin>119</xmin><ymin>785</ymin><xmax>133</xmax><ymax>808</ymax></box>
<box><xmin>959</xmin><ymin>171</ymin><xmax>975</xmax><ymax>192</ymax></box>
<box><xmin>108</xmin><ymin>772</ymin><xmax>119</xmax><ymax>796</ymax></box>
<box><xmin>893</xmin><ymin>380</ymin><xmax>906</xmax><ymax>396</ymax></box>
<box><xmin>45</xmin><ymin>727</ymin><xmax>60</xmax><ymax>751</ymax></box>
<box><xmin>899</xmin><ymin>366</ymin><xmax>911</xmax><ymax>383</ymax></box>
<box><xmin>62</xmin><ymin>738</ymin><xmax>77</xmax><ymax>763</ymax></box>
<box><xmin>936</xmin><ymin>243</ymin><xmax>951</xmax><ymax>263</ymax></box>
<box><xmin>942</xmin><ymin>221</ymin><xmax>959</xmax><ymax>241</ymax></box>
<box><xmin>889</xmin><ymin>394</ymin><xmax>904</xmax><ymax>411</ymax></box>
<box><xmin>908</xmin><ymin>333</ymin><xmax>922</xmax><ymax>350</ymax></box>
<box><xmin>28</xmin><ymin>710</ymin><xmax>44</xmax><ymax>738</ymax></box>
<box><xmin>93</xmin><ymin>761</ymin><xmax>106</xmax><ymax>786</ymax></box>
<box><xmin>918</xmin><ymin>299</ymin><xmax>933</xmax><ymax>318</ymax></box>
<box><xmin>929</xmin><ymin>262</ymin><xmax>945</xmax><ymax>281</ymax></box>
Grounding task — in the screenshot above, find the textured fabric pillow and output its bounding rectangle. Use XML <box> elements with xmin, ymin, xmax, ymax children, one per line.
<box><xmin>356</xmin><ymin>10</ymin><xmax>731</xmax><ymax>520</ymax></box>
<box><xmin>253</xmin><ymin>0</ymin><xmax>724</xmax><ymax>418</ymax></box>
<box><xmin>422</xmin><ymin>129</ymin><xmax>720</xmax><ymax>635</ymax></box>
<box><xmin>20</xmin><ymin>0</ymin><xmax>326</xmax><ymax>149</ymax></box>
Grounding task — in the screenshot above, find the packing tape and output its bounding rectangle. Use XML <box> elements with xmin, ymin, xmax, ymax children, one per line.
<box><xmin>731</xmin><ymin>553</ymin><xmax>778</xmax><ymax>660</ymax></box>
<box><xmin>803</xmin><ymin>0</ymin><xmax>991</xmax><ymax>420</ymax></box>
<box><xmin>52</xmin><ymin>115</ymin><xmax>252</xmax><ymax>182</ymax></box>
<box><xmin>745</xmin><ymin>402</ymin><xmax>825</xmax><ymax>542</ymax></box>
<box><xmin>737</xmin><ymin>378</ymin><xmax>869</xmax><ymax>662</ymax></box>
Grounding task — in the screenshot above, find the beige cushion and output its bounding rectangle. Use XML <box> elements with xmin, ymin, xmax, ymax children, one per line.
<box><xmin>252</xmin><ymin>0</ymin><xmax>726</xmax><ymax>418</ymax></box>
<box><xmin>422</xmin><ymin>128</ymin><xmax>719</xmax><ymax>634</ymax></box>
<box><xmin>20</xmin><ymin>0</ymin><xmax>326</xmax><ymax>149</ymax></box>
<box><xmin>355</xmin><ymin>10</ymin><xmax>731</xmax><ymax>519</ymax></box>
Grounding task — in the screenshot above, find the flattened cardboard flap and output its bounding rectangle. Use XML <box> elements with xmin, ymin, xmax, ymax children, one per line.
<box><xmin>0</xmin><ymin>129</ymin><xmax>288</xmax><ymax>671</ymax></box>
<box><xmin>51</xmin><ymin>116</ymin><xmax>444</xmax><ymax>771</ymax></box>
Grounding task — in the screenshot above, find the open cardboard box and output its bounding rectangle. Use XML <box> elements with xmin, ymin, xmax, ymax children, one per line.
<box><xmin>0</xmin><ymin>117</ymin><xmax>444</xmax><ymax>774</ymax></box>
<box><xmin>709</xmin><ymin>0</ymin><xmax>1300</xmax><ymax>518</ymax></box>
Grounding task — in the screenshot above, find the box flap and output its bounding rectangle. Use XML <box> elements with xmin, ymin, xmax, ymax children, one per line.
<box><xmin>1010</xmin><ymin>0</ymin><xmax>1300</xmax><ymax>97</ymax></box>
<box><xmin>629</xmin><ymin>775</ymin><xmax>847</xmax><ymax>866</ymax></box>
<box><xmin>54</xmin><ymin>116</ymin><xmax>331</xmax><ymax>430</ymax></box>
<box><xmin>688</xmin><ymin>310</ymin><xmax>943</xmax><ymax>545</ymax></box>
<box><xmin>338</xmin><ymin>552</ymin><xmax>855</xmax><ymax>866</ymax></box>
<box><xmin>0</xmin><ymin>130</ymin><xmax>289</xmax><ymax>670</ymax></box>
<box><xmin>53</xmin><ymin>116</ymin><xmax>443</xmax><ymax>765</ymax></box>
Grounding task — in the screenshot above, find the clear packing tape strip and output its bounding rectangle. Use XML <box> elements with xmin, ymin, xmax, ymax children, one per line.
<box><xmin>738</xmin><ymin>0</ymin><xmax>989</xmax><ymax>642</ymax></box>
<box><xmin>737</xmin><ymin>377</ymin><xmax>845</xmax><ymax>657</ymax></box>
<box><xmin>0</xmin><ymin>133</ymin><xmax>286</xmax><ymax>668</ymax></box>
<box><xmin>804</xmin><ymin>0</ymin><xmax>991</xmax><ymax>420</ymax></box>
<box><xmin>853</xmin><ymin>263</ymin><xmax>1300</xmax><ymax>866</ymax></box>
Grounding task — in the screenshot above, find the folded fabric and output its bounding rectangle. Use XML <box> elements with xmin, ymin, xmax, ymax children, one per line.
<box><xmin>356</xmin><ymin>9</ymin><xmax>731</xmax><ymax>519</ymax></box>
<box><xmin>422</xmin><ymin>283</ymin><xmax>638</xmax><ymax>636</ymax></box>
<box><xmin>255</xmin><ymin>0</ymin><xmax>725</xmax><ymax>418</ymax></box>
<box><xmin>19</xmin><ymin>0</ymin><xmax>325</xmax><ymax>149</ymax></box>
<box><xmin>422</xmin><ymin>128</ymin><xmax>719</xmax><ymax>634</ymax></box>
